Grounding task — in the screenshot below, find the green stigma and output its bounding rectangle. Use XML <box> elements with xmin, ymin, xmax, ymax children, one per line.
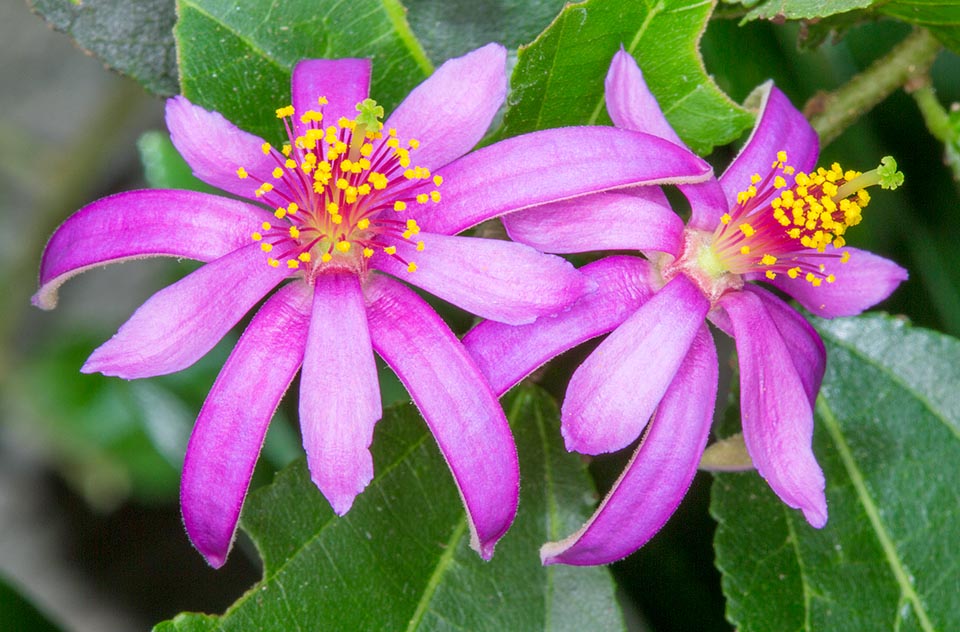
<box><xmin>355</xmin><ymin>98</ymin><xmax>384</xmax><ymax>132</ymax></box>
<box><xmin>877</xmin><ymin>156</ymin><xmax>905</xmax><ymax>190</ymax></box>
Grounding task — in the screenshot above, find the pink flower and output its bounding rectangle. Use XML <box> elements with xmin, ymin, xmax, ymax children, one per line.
<box><xmin>463</xmin><ymin>49</ymin><xmax>907</xmax><ymax>565</ymax></box>
<box><xmin>34</xmin><ymin>45</ymin><xmax>712</xmax><ymax>567</ymax></box>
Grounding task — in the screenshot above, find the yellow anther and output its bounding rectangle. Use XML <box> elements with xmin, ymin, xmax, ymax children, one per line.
<box><xmin>335</xmin><ymin>241</ymin><xmax>351</xmax><ymax>253</ymax></box>
<box><xmin>326</xmin><ymin>202</ymin><xmax>339</xmax><ymax>215</ymax></box>
<box><xmin>761</xmin><ymin>254</ymin><xmax>777</xmax><ymax>266</ymax></box>
<box><xmin>788</xmin><ymin>267</ymin><xmax>801</xmax><ymax>279</ymax></box>
<box><xmin>407</xmin><ymin>262</ymin><xmax>418</xmax><ymax>273</ymax></box>
<box><xmin>285</xmin><ymin>159</ymin><xmax>297</xmax><ymax>169</ymax></box>
<box><xmin>740</xmin><ymin>245</ymin><xmax>751</xmax><ymax>255</ymax></box>
<box><xmin>774</xmin><ymin>176</ymin><xmax>786</xmax><ymax>189</ymax></box>
<box><xmin>357</xmin><ymin>218</ymin><xmax>370</xmax><ymax>230</ymax></box>
<box><xmin>251</xmin><ymin>232</ymin><xmax>262</xmax><ymax>241</ymax></box>
<box><xmin>289</xmin><ymin>227</ymin><xmax>300</xmax><ymax>238</ymax></box>
<box><xmin>360</xmin><ymin>143</ymin><xmax>373</xmax><ymax>157</ymax></box>
<box><xmin>272</xmin><ymin>167</ymin><xmax>284</xmax><ymax>179</ymax></box>
<box><xmin>826</xmin><ymin>274</ymin><xmax>836</xmax><ymax>283</ymax></box>
<box><xmin>384</xmin><ymin>246</ymin><xmax>397</xmax><ymax>255</ymax></box>
<box><xmin>282</xmin><ymin>144</ymin><xmax>292</xmax><ymax>157</ymax></box>
<box><xmin>236</xmin><ymin>167</ymin><xmax>248</xmax><ymax>179</ymax></box>
<box><xmin>336</xmin><ymin>178</ymin><xmax>349</xmax><ymax>190</ymax></box>
<box><xmin>261</xmin><ymin>142</ymin><xmax>272</xmax><ymax>155</ymax></box>
<box><xmin>321</xmin><ymin>253</ymin><xmax>332</xmax><ymax>263</ymax></box>
<box><xmin>261</xmin><ymin>243</ymin><xmax>273</xmax><ymax>252</ymax></box>
<box><xmin>394</xmin><ymin>201</ymin><xmax>407</xmax><ymax>212</ymax></box>
<box><xmin>261</xmin><ymin>183</ymin><xmax>274</xmax><ymax>193</ymax></box>
<box><xmin>416</xmin><ymin>241</ymin><xmax>425</xmax><ymax>252</ymax></box>
<box><xmin>433</xmin><ymin>175</ymin><xmax>443</xmax><ymax>187</ymax></box>
<box><xmin>739</xmin><ymin>223</ymin><xmax>755</xmax><ymax>237</ymax></box>
<box><xmin>287</xmin><ymin>203</ymin><xmax>299</xmax><ymax>215</ymax></box>
<box><xmin>261</xmin><ymin>222</ymin><xmax>272</xmax><ymax>230</ymax></box>
<box><xmin>416</xmin><ymin>193</ymin><xmax>428</xmax><ymax>204</ymax></box>
<box><xmin>750</xmin><ymin>173</ymin><xmax>762</xmax><ymax>185</ymax></box>
<box><xmin>287</xmin><ymin>260</ymin><xmax>300</xmax><ymax>269</ymax></box>
<box><xmin>275</xmin><ymin>208</ymin><xmax>287</xmax><ymax>219</ymax></box>
<box><xmin>298</xmin><ymin>252</ymin><xmax>311</xmax><ymax>262</ymax></box>
<box><xmin>777</xmin><ymin>150</ymin><xmax>788</xmax><ymax>163</ymax></box>
<box><xmin>409</xmin><ymin>139</ymin><xmax>420</xmax><ymax>149</ymax></box>
<box><xmin>430</xmin><ymin>191</ymin><xmax>441</xmax><ymax>203</ymax></box>
<box><xmin>276</xmin><ymin>105</ymin><xmax>294</xmax><ymax>119</ymax></box>
<box><xmin>720</xmin><ymin>213</ymin><xmax>731</xmax><ymax>225</ymax></box>
<box><xmin>363</xmin><ymin>248</ymin><xmax>374</xmax><ymax>258</ymax></box>
<box><xmin>268</xmin><ymin>258</ymin><xmax>280</xmax><ymax>268</ymax></box>
<box><xmin>765</xmin><ymin>270</ymin><xmax>777</xmax><ymax>280</ymax></box>
<box><xmin>332</xmin><ymin>214</ymin><xmax>343</xmax><ymax>225</ymax></box>
<box><xmin>318</xmin><ymin>96</ymin><xmax>329</xmax><ymax>105</ymax></box>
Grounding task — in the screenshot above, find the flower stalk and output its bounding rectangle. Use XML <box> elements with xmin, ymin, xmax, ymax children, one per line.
<box><xmin>808</xmin><ymin>28</ymin><xmax>941</xmax><ymax>146</ymax></box>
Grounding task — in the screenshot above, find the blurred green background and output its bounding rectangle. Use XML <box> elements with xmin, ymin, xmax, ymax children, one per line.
<box><xmin>1</xmin><ymin>1</ymin><xmax>957</xmax><ymax>629</ymax></box>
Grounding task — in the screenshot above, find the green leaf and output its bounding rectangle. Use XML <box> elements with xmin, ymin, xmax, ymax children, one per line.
<box><xmin>728</xmin><ymin>0</ymin><xmax>875</xmax><ymax>20</ymax></box>
<box><xmin>712</xmin><ymin>314</ymin><xmax>960</xmax><ymax>631</ymax></box>
<box><xmin>0</xmin><ymin>573</ymin><xmax>63</xmax><ymax>632</ymax></box>
<box><xmin>153</xmin><ymin>386</ymin><xmax>625</xmax><ymax>631</ymax></box>
<box><xmin>403</xmin><ymin>0</ymin><xmax>569</xmax><ymax>63</ymax></box>
<box><xmin>878</xmin><ymin>2</ymin><xmax>960</xmax><ymax>54</ymax></box>
<box><xmin>28</xmin><ymin>0</ymin><xmax>178</xmax><ymax>95</ymax></box>
<box><xmin>497</xmin><ymin>0</ymin><xmax>753</xmax><ymax>154</ymax></box>
<box><xmin>175</xmin><ymin>0</ymin><xmax>433</xmax><ymax>143</ymax></box>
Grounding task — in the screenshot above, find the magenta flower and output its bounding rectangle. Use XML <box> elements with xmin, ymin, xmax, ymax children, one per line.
<box><xmin>463</xmin><ymin>50</ymin><xmax>907</xmax><ymax>566</ymax></box>
<box><xmin>34</xmin><ymin>45</ymin><xmax>712</xmax><ymax>567</ymax></box>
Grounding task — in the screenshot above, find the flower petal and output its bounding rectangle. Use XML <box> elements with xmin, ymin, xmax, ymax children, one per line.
<box><xmin>743</xmin><ymin>284</ymin><xmax>825</xmax><ymax>404</ymax></box>
<box><xmin>562</xmin><ymin>275</ymin><xmax>710</xmax><ymax>455</ymax></box>
<box><xmin>33</xmin><ymin>189</ymin><xmax>268</xmax><ymax>310</ymax></box>
<box><xmin>748</xmin><ymin>247</ymin><xmax>908</xmax><ymax>318</ymax></box>
<box><xmin>373</xmin><ymin>232</ymin><xmax>593</xmax><ymax>325</ymax></box>
<box><xmin>299</xmin><ymin>271</ymin><xmax>381</xmax><ymax>515</ymax></box>
<box><xmin>82</xmin><ymin>243</ymin><xmax>290</xmax><ymax>379</ymax></box>
<box><xmin>166</xmin><ymin>96</ymin><xmax>290</xmax><ymax>202</ymax></box>
<box><xmin>415</xmin><ymin>127</ymin><xmax>713</xmax><ymax>235</ymax></box>
<box><xmin>463</xmin><ymin>256</ymin><xmax>654</xmax><ymax>397</ymax></box>
<box><xmin>181</xmin><ymin>281</ymin><xmax>312</xmax><ymax>568</ymax></box>
<box><xmin>719</xmin><ymin>289</ymin><xmax>828</xmax><ymax>528</ymax></box>
<box><xmin>683</xmin><ymin>178</ymin><xmax>731</xmax><ymax>232</ymax></box>
<box><xmin>542</xmin><ymin>326</ymin><xmax>717</xmax><ymax>566</ymax></box>
<box><xmin>502</xmin><ymin>190</ymin><xmax>682</xmax><ymax>255</ymax></box>
<box><xmin>365</xmin><ymin>274</ymin><xmax>518</xmax><ymax>559</ymax></box>
<box><xmin>291</xmin><ymin>58</ymin><xmax>371</xmax><ymax>140</ymax></box>
<box><xmin>604</xmin><ymin>48</ymin><xmax>684</xmax><ymax>146</ymax></box>
<box><xmin>719</xmin><ymin>83</ymin><xmax>819</xmax><ymax>210</ymax></box>
<box><xmin>384</xmin><ymin>43</ymin><xmax>506</xmax><ymax>171</ymax></box>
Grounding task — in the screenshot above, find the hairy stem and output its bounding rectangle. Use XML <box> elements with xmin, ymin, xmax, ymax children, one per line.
<box><xmin>807</xmin><ymin>28</ymin><xmax>941</xmax><ymax>146</ymax></box>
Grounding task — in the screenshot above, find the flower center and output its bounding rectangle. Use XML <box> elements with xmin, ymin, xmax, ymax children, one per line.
<box><xmin>236</xmin><ymin>97</ymin><xmax>441</xmax><ymax>280</ymax></box>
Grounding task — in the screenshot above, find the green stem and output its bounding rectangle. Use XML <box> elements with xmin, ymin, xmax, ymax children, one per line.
<box><xmin>912</xmin><ymin>83</ymin><xmax>952</xmax><ymax>143</ymax></box>
<box><xmin>808</xmin><ymin>28</ymin><xmax>941</xmax><ymax>146</ymax></box>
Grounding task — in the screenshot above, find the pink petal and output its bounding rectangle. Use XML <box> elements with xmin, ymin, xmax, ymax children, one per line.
<box><xmin>181</xmin><ymin>282</ymin><xmax>312</xmax><ymax>568</ymax></box>
<box><xmin>748</xmin><ymin>247</ymin><xmax>908</xmax><ymax>318</ymax></box>
<box><xmin>561</xmin><ymin>275</ymin><xmax>710</xmax><ymax>455</ymax></box>
<box><xmin>291</xmin><ymin>58</ymin><xmax>371</xmax><ymax>140</ymax></box>
<box><xmin>502</xmin><ymin>190</ymin><xmax>682</xmax><ymax>255</ymax></box>
<box><xmin>166</xmin><ymin>96</ymin><xmax>291</xmax><ymax>203</ymax></box>
<box><xmin>415</xmin><ymin>127</ymin><xmax>713</xmax><ymax>235</ymax></box>
<box><xmin>604</xmin><ymin>48</ymin><xmax>684</xmax><ymax>146</ymax></box>
<box><xmin>720</xmin><ymin>289</ymin><xmax>828</xmax><ymax>528</ymax></box>
<box><xmin>384</xmin><ymin>43</ymin><xmax>506</xmax><ymax>171</ymax></box>
<box><xmin>719</xmin><ymin>83</ymin><xmax>819</xmax><ymax>211</ymax></box>
<box><xmin>365</xmin><ymin>274</ymin><xmax>518</xmax><ymax>559</ymax></box>
<box><xmin>744</xmin><ymin>285</ymin><xmax>826</xmax><ymax>404</ymax></box>
<box><xmin>33</xmin><ymin>189</ymin><xmax>269</xmax><ymax>310</ymax></box>
<box><xmin>82</xmin><ymin>243</ymin><xmax>290</xmax><ymax>379</ymax></box>
<box><xmin>683</xmin><ymin>178</ymin><xmax>731</xmax><ymax>233</ymax></box>
<box><xmin>373</xmin><ymin>232</ymin><xmax>593</xmax><ymax>325</ymax></box>
<box><xmin>462</xmin><ymin>256</ymin><xmax>655</xmax><ymax>397</ymax></box>
<box><xmin>299</xmin><ymin>271</ymin><xmax>381</xmax><ymax>515</ymax></box>
<box><xmin>542</xmin><ymin>326</ymin><xmax>717</xmax><ymax>566</ymax></box>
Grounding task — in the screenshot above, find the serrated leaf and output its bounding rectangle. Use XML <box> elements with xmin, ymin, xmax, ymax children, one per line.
<box><xmin>731</xmin><ymin>0</ymin><xmax>875</xmax><ymax>20</ymax></box>
<box><xmin>403</xmin><ymin>0</ymin><xmax>569</xmax><ymax>63</ymax></box>
<box><xmin>878</xmin><ymin>1</ymin><xmax>960</xmax><ymax>54</ymax></box>
<box><xmin>153</xmin><ymin>387</ymin><xmax>625</xmax><ymax>632</ymax></box>
<box><xmin>497</xmin><ymin>0</ymin><xmax>753</xmax><ymax>155</ymax></box>
<box><xmin>28</xmin><ymin>0</ymin><xmax>178</xmax><ymax>95</ymax></box>
<box><xmin>175</xmin><ymin>0</ymin><xmax>433</xmax><ymax>143</ymax></box>
<box><xmin>712</xmin><ymin>314</ymin><xmax>960</xmax><ymax>631</ymax></box>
